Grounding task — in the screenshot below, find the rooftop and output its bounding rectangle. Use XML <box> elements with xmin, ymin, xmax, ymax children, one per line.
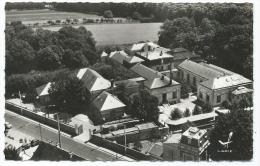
<box><xmin>182</xmin><ymin>127</ymin><xmax>207</xmax><ymax>140</ymax></box>
<box><xmin>232</xmin><ymin>86</ymin><xmax>253</xmax><ymax>95</ymax></box>
<box><xmin>131</xmin><ymin>42</ymin><xmax>160</xmax><ymax>52</ymax></box>
<box><xmin>170</xmin><ymin>48</ymin><xmax>201</xmax><ymax>61</ymax></box>
<box><xmin>178</xmin><ymin>59</ymin><xmax>229</xmax><ymax>80</ymax></box>
<box><xmin>92</xmin><ymin>91</ymin><xmax>126</xmax><ymax>111</ymax></box>
<box><xmin>137</xmin><ymin>50</ymin><xmax>173</xmax><ymax>61</ymax></box>
<box><xmin>164</xmin><ymin>133</ymin><xmax>182</xmax><ymax>144</ymax></box>
<box><xmin>76</xmin><ymin>68</ymin><xmax>111</xmax><ymax>92</ymax></box>
<box><xmin>130</xmin><ymin>63</ymin><xmax>179</xmax><ymax>89</ymax></box>
<box><xmin>36</xmin><ymin>82</ymin><xmax>52</xmax><ymax>96</ymax></box>
<box><xmin>110</xmin><ymin>50</ymin><xmax>144</xmax><ymax>64</ymax></box>
<box><xmin>200</xmin><ymin>74</ymin><xmax>252</xmax><ymax>90</ymax></box>
<box><xmin>100</xmin><ymin>51</ymin><xmax>108</xmax><ymax>57</ymax></box>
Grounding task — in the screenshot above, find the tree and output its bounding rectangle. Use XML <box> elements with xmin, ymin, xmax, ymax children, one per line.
<box><xmin>48</xmin><ymin>76</ymin><xmax>91</xmax><ymax>115</ymax></box>
<box><xmin>103</xmin><ymin>10</ymin><xmax>113</xmax><ymax>18</ymax></box>
<box><xmin>193</xmin><ymin>105</ymin><xmax>202</xmax><ymax>115</ymax></box>
<box><xmin>132</xmin><ymin>11</ymin><xmax>141</xmax><ymax>20</ymax></box>
<box><xmin>209</xmin><ymin>105</ymin><xmax>253</xmax><ymax>160</ymax></box>
<box><xmin>4</xmin><ymin>146</ymin><xmax>21</xmax><ymax>160</ymax></box>
<box><xmin>36</xmin><ymin>46</ymin><xmax>62</xmax><ymax>70</ymax></box>
<box><xmin>6</xmin><ymin>39</ymin><xmax>35</xmax><ymax>74</ymax></box>
<box><xmin>184</xmin><ymin>108</ymin><xmax>191</xmax><ymax>117</ymax></box>
<box><xmin>62</xmin><ymin>49</ymin><xmax>89</xmax><ymax>69</ymax></box>
<box><xmin>171</xmin><ymin>108</ymin><xmax>183</xmax><ymax>120</ymax></box>
<box><xmin>131</xmin><ymin>89</ymin><xmax>159</xmax><ymax>122</ymax></box>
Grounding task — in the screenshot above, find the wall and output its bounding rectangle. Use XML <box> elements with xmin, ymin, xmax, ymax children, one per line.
<box><xmin>90</xmin><ymin>135</ymin><xmax>158</xmax><ymax>160</ymax></box>
<box><xmin>148</xmin><ymin>84</ymin><xmax>181</xmax><ymax>104</ymax></box>
<box><xmin>178</xmin><ymin>68</ymin><xmax>207</xmax><ymax>90</ymax></box>
<box><xmin>163</xmin><ymin>143</ymin><xmax>180</xmax><ymax>160</ymax></box>
<box><xmin>5</xmin><ymin>101</ymin><xmax>77</xmax><ymax>135</ymax></box>
<box><xmin>102</xmin><ymin>107</ymin><xmax>125</xmax><ymax>122</ymax></box>
<box><xmin>197</xmin><ymin>83</ymin><xmax>253</xmax><ymax>106</ymax></box>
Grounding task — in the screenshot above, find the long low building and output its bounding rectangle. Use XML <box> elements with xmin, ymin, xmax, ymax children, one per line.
<box><xmin>178</xmin><ymin>59</ymin><xmax>253</xmax><ymax>106</ymax></box>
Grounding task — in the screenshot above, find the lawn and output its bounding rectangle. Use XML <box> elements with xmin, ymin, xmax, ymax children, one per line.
<box><xmin>43</xmin><ymin>23</ymin><xmax>162</xmax><ymax>45</ymax></box>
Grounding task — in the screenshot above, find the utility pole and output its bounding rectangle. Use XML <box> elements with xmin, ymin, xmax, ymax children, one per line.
<box><xmin>57</xmin><ymin>113</ymin><xmax>61</xmax><ymax>148</ymax></box>
<box><xmin>124</xmin><ymin>124</ymin><xmax>126</xmax><ymax>155</ymax></box>
<box><xmin>39</xmin><ymin>123</ymin><xmax>43</xmax><ymax>141</ymax></box>
<box><xmin>19</xmin><ymin>91</ymin><xmax>23</xmax><ymax>115</ymax></box>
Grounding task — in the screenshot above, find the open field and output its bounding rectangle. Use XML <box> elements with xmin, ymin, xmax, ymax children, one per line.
<box><xmin>6</xmin><ymin>9</ymin><xmax>102</xmax><ymax>24</ymax></box>
<box><xmin>42</xmin><ymin>23</ymin><xmax>162</xmax><ymax>46</ymax></box>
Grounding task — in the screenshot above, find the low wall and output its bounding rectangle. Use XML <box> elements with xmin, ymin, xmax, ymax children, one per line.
<box><xmin>5</xmin><ymin>101</ymin><xmax>76</xmax><ymax>135</ymax></box>
<box><xmin>90</xmin><ymin>135</ymin><xmax>158</xmax><ymax>161</ymax></box>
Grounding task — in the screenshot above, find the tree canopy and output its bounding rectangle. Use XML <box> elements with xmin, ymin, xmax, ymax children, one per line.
<box><xmin>209</xmin><ymin>100</ymin><xmax>253</xmax><ymax>160</ymax></box>
<box><xmin>130</xmin><ymin>89</ymin><xmax>159</xmax><ymax>122</ymax></box>
<box><xmin>48</xmin><ymin>76</ymin><xmax>91</xmax><ymax>115</ymax></box>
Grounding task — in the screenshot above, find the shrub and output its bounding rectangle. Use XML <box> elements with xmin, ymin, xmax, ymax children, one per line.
<box><xmin>171</xmin><ymin>108</ymin><xmax>183</xmax><ymax>120</ymax></box>
<box><xmin>184</xmin><ymin>108</ymin><xmax>191</xmax><ymax>117</ymax></box>
<box><xmin>193</xmin><ymin>105</ymin><xmax>202</xmax><ymax>115</ymax></box>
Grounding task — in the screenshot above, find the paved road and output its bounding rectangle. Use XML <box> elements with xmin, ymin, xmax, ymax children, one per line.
<box><xmin>5</xmin><ymin>110</ymin><xmax>134</xmax><ymax>161</ymax></box>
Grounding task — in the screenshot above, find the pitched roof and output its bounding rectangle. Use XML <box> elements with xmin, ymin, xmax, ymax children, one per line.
<box><xmin>178</xmin><ymin>60</ymin><xmax>228</xmax><ymax>79</ymax></box>
<box><xmin>92</xmin><ymin>91</ymin><xmax>126</xmax><ymax>111</ymax></box>
<box><xmin>130</xmin><ymin>63</ymin><xmax>179</xmax><ymax>89</ymax></box>
<box><xmin>232</xmin><ymin>86</ymin><xmax>253</xmax><ymax>95</ymax></box>
<box><xmin>109</xmin><ymin>50</ymin><xmax>144</xmax><ymax>64</ymax></box>
<box><xmin>200</xmin><ymin>74</ymin><xmax>252</xmax><ymax>90</ymax></box>
<box><xmin>131</xmin><ymin>42</ymin><xmax>159</xmax><ymax>51</ymax></box>
<box><xmin>137</xmin><ymin>50</ymin><xmax>173</xmax><ymax>61</ymax></box>
<box><xmin>100</xmin><ymin>51</ymin><xmax>108</xmax><ymax>57</ymax></box>
<box><xmin>170</xmin><ymin>48</ymin><xmax>201</xmax><ymax>60</ymax></box>
<box><xmin>135</xmin><ymin>122</ymin><xmax>157</xmax><ymax>130</ymax></box>
<box><xmin>148</xmin><ymin>143</ymin><xmax>163</xmax><ymax>157</ymax></box>
<box><xmin>76</xmin><ymin>68</ymin><xmax>111</xmax><ymax>92</ymax></box>
<box><xmin>36</xmin><ymin>82</ymin><xmax>52</xmax><ymax>96</ymax></box>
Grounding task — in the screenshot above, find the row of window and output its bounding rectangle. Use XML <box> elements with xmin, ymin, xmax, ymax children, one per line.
<box><xmin>199</xmin><ymin>92</ymin><xmax>221</xmax><ymax>103</ymax></box>
<box><xmin>162</xmin><ymin>91</ymin><xmax>178</xmax><ymax>102</ymax></box>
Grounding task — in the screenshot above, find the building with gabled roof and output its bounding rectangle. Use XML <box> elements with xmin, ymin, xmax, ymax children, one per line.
<box><xmin>130</xmin><ymin>63</ymin><xmax>181</xmax><ymax>104</ymax></box>
<box><xmin>76</xmin><ymin>68</ymin><xmax>111</xmax><ymax>94</ymax></box>
<box><xmin>109</xmin><ymin>50</ymin><xmax>144</xmax><ymax>66</ymax></box>
<box><xmin>178</xmin><ymin>59</ymin><xmax>253</xmax><ymax>106</ymax></box>
<box><xmin>90</xmin><ymin>91</ymin><xmax>126</xmax><ymax>122</ymax></box>
<box><xmin>36</xmin><ymin>82</ymin><xmax>52</xmax><ymax>105</ymax></box>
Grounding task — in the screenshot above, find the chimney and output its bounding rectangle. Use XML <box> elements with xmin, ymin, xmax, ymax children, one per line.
<box><xmin>110</xmin><ymin>79</ymin><xmax>114</xmax><ymax>89</ymax></box>
<box><xmin>169</xmin><ymin>60</ymin><xmax>173</xmax><ymax>86</ymax></box>
<box><xmin>161</xmin><ymin>75</ymin><xmax>165</xmax><ymax>80</ymax></box>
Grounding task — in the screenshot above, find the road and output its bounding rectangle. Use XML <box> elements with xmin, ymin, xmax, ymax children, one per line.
<box><xmin>5</xmin><ymin>110</ymin><xmax>134</xmax><ymax>161</ymax></box>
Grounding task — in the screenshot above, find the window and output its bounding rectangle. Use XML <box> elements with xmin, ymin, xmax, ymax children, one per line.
<box><xmin>217</xmin><ymin>95</ymin><xmax>221</xmax><ymax>103</ymax></box>
<box><xmin>168</xmin><ymin>64</ymin><xmax>171</xmax><ymax>70</ymax></box>
<box><xmin>188</xmin><ymin>138</ymin><xmax>192</xmax><ymax>144</ymax></box>
<box><xmin>162</xmin><ymin>93</ymin><xmax>167</xmax><ymax>103</ymax></box>
<box><xmin>193</xmin><ymin>77</ymin><xmax>196</xmax><ymax>86</ymax></box>
<box><xmin>172</xmin><ymin>91</ymin><xmax>177</xmax><ymax>99</ymax></box>
<box><xmin>206</xmin><ymin>94</ymin><xmax>210</xmax><ymax>103</ymax></box>
<box><xmin>199</xmin><ymin>92</ymin><xmax>203</xmax><ymax>99</ymax></box>
<box><xmin>187</xmin><ymin>73</ymin><xmax>190</xmax><ymax>83</ymax></box>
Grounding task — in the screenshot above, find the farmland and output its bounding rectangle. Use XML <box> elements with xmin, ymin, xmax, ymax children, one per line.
<box><xmin>43</xmin><ymin>23</ymin><xmax>162</xmax><ymax>46</ymax></box>
<box><xmin>6</xmin><ymin>9</ymin><xmax>102</xmax><ymax>24</ymax></box>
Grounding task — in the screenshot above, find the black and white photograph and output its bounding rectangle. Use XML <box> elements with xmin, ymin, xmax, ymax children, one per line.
<box><xmin>1</xmin><ymin>0</ymin><xmax>259</xmax><ymax>164</ymax></box>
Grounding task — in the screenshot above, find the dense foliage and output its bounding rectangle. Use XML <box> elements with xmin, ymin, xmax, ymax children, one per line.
<box><xmin>130</xmin><ymin>89</ymin><xmax>159</xmax><ymax>122</ymax></box>
<box><xmin>158</xmin><ymin>3</ymin><xmax>253</xmax><ymax>79</ymax></box>
<box><xmin>5</xmin><ymin>22</ymin><xmax>97</xmax><ymax>75</ymax></box>
<box><xmin>48</xmin><ymin>76</ymin><xmax>91</xmax><ymax>115</ymax></box>
<box><xmin>209</xmin><ymin>100</ymin><xmax>253</xmax><ymax>160</ymax></box>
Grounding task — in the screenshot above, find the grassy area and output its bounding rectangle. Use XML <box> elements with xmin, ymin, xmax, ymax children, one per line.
<box><xmin>6</xmin><ymin>9</ymin><xmax>102</xmax><ymax>23</ymax></box>
<box><xmin>43</xmin><ymin>23</ymin><xmax>162</xmax><ymax>46</ymax></box>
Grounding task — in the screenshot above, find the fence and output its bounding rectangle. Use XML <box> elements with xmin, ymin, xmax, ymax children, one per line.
<box><xmin>90</xmin><ymin>135</ymin><xmax>159</xmax><ymax>161</ymax></box>
<box><xmin>5</xmin><ymin>101</ymin><xmax>77</xmax><ymax>135</ymax></box>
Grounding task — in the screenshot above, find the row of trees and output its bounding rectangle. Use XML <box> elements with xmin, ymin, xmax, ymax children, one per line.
<box><xmin>6</xmin><ymin>22</ymin><xmax>98</xmax><ymax>75</ymax></box>
<box><xmin>158</xmin><ymin>3</ymin><xmax>253</xmax><ymax>79</ymax></box>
